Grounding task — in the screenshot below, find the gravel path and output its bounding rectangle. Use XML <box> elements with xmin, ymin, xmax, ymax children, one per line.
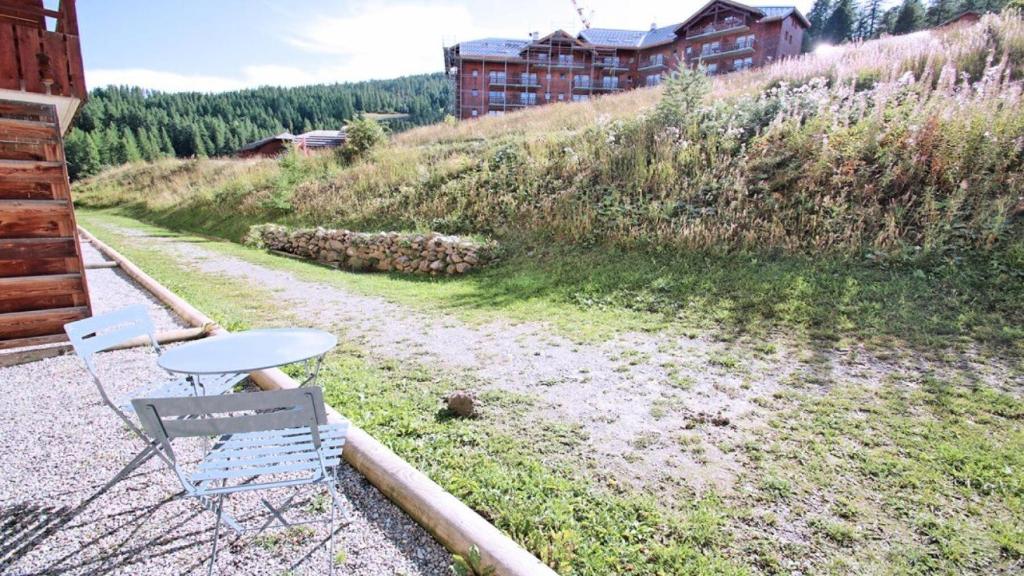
<box><xmin>85</xmin><ymin>220</ymin><xmax>1023</xmax><ymax>496</ymax></box>
<box><xmin>0</xmin><ymin>239</ymin><xmax>449</xmax><ymax>575</ymax></box>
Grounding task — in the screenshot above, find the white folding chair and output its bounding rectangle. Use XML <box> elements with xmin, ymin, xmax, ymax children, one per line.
<box><xmin>131</xmin><ymin>388</ymin><xmax>349</xmax><ymax>575</ymax></box>
<box><xmin>64</xmin><ymin>305</ymin><xmax>247</xmax><ymax>490</ymax></box>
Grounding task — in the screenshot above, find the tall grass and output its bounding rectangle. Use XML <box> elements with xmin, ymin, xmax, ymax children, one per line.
<box><xmin>76</xmin><ymin>13</ymin><xmax>1024</xmax><ymax>260</ymax></box>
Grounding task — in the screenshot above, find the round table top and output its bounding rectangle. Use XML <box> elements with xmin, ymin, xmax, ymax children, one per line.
<box><xmin>158</xmin><ymin>328</ymin><xmax>337</xmax><ymax>375</ymax></box>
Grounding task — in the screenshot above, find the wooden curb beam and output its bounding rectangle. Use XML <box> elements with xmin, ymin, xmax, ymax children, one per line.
<box><xmin>0</xmin><ymin>326</ymin><xmax>210</xmax><ymax>368</ymax></box>
<box><xmin>77</xmin><ymin>226</ymin><xmax>557</xmax><ymax>576</ymax></box>
<box><xmin>84</xmin><ymin>261</ymin><xmax>118</xmax><ymax>269</ymax></box>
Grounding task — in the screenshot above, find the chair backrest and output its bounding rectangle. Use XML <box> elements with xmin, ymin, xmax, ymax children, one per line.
<box><xmin>64</xmin><ymin>304</ymin><xmax>160</xmax><ymax>377</ymax></box>
<box><xmin>131</xmin><ymin>388</ymin><xmax>329</xmax><ymax>457</ymax></box>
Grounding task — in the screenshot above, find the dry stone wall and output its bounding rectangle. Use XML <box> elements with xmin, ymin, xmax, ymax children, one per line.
<box><xmin>246</xmin><ymin>224</ymin><xmax>494</xmax><ymax>275</ymax></box>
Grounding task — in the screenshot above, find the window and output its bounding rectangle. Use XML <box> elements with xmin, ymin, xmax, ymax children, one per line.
<box><xmin>536</xmin><ymin>53</ymin><xmax>549</xmax><ymax>62</ymax></box>
<box><xmin>645</xmin><ymin>74</ymin><xmax>662</xmax><ymax>86</ymax></box>
<box><xmin>546</xmin><ymin>73</ymin><xmax>552</xmax><ymax>80</ymax></box>
<box><xmin>559</xmin><ymin>73</ymin><xmax>566</xmax><ymax>79</ymax></box>
<box><xmin>520</xmin><ymin>73</ymin><xmax>538</xmax><ymax>86</ymax></box>
<box><xmin>544</xmin><ymin>92</ymin><xmax>552</xmax><ymax>100</ymax></box>
<box><xmin>572</xmin><ymin>94</ymin><xmax>589</xmax><ymax>102</ymax></box>
<box><xmin>487</xmin><ymin>110</ymin><xmax>504</xmax><ymax>116</ymax></box>
<box><xmin>737</xmin><ymin>34</ymin><xmax>755</xmax><ymax>49</ymax></box>
<box><xmin>488</xmin><ymin>71</ymin><xmax>507</xmax><ymax>84</ymax></box>
<box><xmin>647</xmin><ymin>53</ymin><xmax>664</xmax><ymax>67</ymax></box>
<box><xmin>471</xmin><ymin>89</ymin><xmax>479</xmax><ymax>97</ymax></box>
<box><xmin>558</xmin><ymin>54</ymin><xmax>575</xmax><ymax>66</ymax></box>
<box><xmin>706</xmin><ymin>63</ymin><xmax>718</xmax><ymax>74</ymax></box>
<box><xmin>488</xmin><ymin>90</ymin><xmax>505</xmax><ymax>104</ymax></box>
<box><xmin>471</xmin><ymin>70</ymin><xmax>478</xmax><ymax>78</ymax></box>
<box><xmin>574</xmin><ymin>74</ymin><xmax>591</xmax><ymax>88</ymax></box>
<box><xmin>602</xmin><ymin>76</ymin><xmax>619</xmax><ymax>89</ymax></box>
<box><xmin>702</xmin><ymin>41</ymin><xmax>720</xmax><ymax>56</ymax></box>
<box><xmin>519</xmin><ymin>92</ymin><xmax>536</xmax><ymax>105</ymax></box>
<box><xmin>470</xmin><ymin>109</ymin><xmax>478</xmax><ymax>117</ymax></box>
<box><xmin>734</xmin><ymin>57</ymin><xmax>753</xmax><ymax>70</ymax></box>
<box><xmin>601</xmin><ymin>56</ymin><xmax>621</xmax><ymax>67</ymax></box>
<box><xmin>557</xmin><ymin>93</ymin><xmax>565</xmax><ymax>101</ymax></box>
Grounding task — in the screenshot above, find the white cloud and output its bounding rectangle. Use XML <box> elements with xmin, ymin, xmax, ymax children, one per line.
<box><xmin>86</xmin><ymin>68</ymin><xmax>247</xmax><ymax>93</ymax></box>
<box><xmin>284</xmin><ymin>1</ymin><xmax>522</xmax><ymax>80</ymax></box>
<box><xmin>88</xmin><ymin>64</ymin><xmax>367</xmax><ymax>93</ymax></box>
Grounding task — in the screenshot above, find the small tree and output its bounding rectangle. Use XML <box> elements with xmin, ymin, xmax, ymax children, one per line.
<box><xmin>340</xmin><ymin>115</ymin><xmax>387</xmax><ymax>161</ymax></box>
<box><xmin>653</xmin><ymin>67</ymin><xmax>710</xmax><ymax>129</ymax></box>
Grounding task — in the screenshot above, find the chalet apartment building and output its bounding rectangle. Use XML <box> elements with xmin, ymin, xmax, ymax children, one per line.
<box><xmin>443</xmin><ymin>0</ymin><xmax>808</xmax><ymax>119</ymax></box>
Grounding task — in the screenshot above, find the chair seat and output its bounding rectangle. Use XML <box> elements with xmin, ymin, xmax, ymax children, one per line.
<box><xmin>119</xmin><ymin>372</ymin><xmax>248</xmax><ymax>413</ymax></box>
<box><xmin>190</xmin><ymin>424</ymin><xmax>348</xmax><ymax>493</ymax></box>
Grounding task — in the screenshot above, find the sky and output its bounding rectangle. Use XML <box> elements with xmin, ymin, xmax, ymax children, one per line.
<box><xmin>79</xmin><ymin>0</ymin><xmax>817</xmax><ymax>93</ymax></box>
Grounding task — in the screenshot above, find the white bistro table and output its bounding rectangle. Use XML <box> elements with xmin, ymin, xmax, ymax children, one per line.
<box><xmin>158</xmin><ymin>328</ymin><xmax>337</xmax><ymax>388</ymax></box>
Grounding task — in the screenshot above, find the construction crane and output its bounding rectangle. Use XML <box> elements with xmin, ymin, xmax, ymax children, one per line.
<box><xmin>570</xmin><ymin>0</ymin><xmax>592</xmax><ymax>29</ymax></box>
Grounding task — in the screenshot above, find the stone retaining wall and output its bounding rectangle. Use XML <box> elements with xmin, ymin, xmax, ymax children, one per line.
<box><xmin>246</xmin><ymin>224</ymin><xmax>494</xmax><ymax>275</ymax></box>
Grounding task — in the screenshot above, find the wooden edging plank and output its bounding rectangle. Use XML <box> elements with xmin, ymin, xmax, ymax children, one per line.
<box><xmin>0</xmin><ymin>326</ymin><xmax>209</xmax><ymax>368</ymax></box>
<box><xmin>77</xmin><ymin>226</ymin><xmax>556</xmax><ymax>576</ymax></box>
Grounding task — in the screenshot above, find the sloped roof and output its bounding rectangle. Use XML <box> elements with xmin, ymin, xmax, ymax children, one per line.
<box><xmin>755</xmin><ymin>5</ymin><xmax>811</xmax><ymax>27</ymax></box>
<box><xmin>457</xmin><ymin>38</ymin><xmax>530</xmax><ymax>58</ymax></box>
<box><xmin>678</xmin><ymin>0</ymin><xmax>765</xmax><ymax>30</ymax></box>
<box><xmin>296</xmin><ymin>129</ymin><xmax>347</xmax><ymax>148</ymax></box>
<box><xmin>580</xmin><ymin>22</ymin><xmax>683</xmax><ymax>48</ymax></box>
<box><xmin>578</xmin><ymin>28</ymin><xmax>647</xmax><ymax>48</ymax></box>
<box><xmin>239</xmin><ymin>131</ymin><xmax>293</xmax><ymax>152</ymax></box>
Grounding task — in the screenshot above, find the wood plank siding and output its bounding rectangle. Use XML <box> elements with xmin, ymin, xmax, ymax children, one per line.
<box><xmin>0</xmin><ymin>0</ymin><xmax>85</xmax><ymax>101</ymax></box>
<box><xmin>0</xmin><ymin>98</ymin><xmax>90</xmax><ymax>346</ymax></box>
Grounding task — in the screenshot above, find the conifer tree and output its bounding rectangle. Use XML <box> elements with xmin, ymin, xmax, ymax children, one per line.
<box><xmin>894</xmin><ymin>0</ymin><xmax>927</xmax><ymax>33</ymax></box>
<box><xmin>823</xmin><ymin>0</ymin><xmax>860</xmax><ymax>43</ymax></box>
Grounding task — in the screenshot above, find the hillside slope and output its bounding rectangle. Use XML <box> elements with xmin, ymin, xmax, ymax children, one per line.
<box><xmin>75</xmin><ymin>14</ymin><xmax>1024</xmax><ymax>353</ymax></box>
<box><xmin>77</xmin><ymin>15</ymin><xmax>1023</xmax><ymax>254</ymax></box>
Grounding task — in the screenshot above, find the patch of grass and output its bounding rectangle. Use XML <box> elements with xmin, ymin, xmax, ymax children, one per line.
<box><xmin>708</xmin><ymin>353</ymin><xmax>742</xmax><ymax>371</ymax></box>
<box><xmin>737</xmin><ymin>373</ymin><xmax>1024</xmax><ymax>573</ymax></box>
<box><xmin>758</xmin><ymin>476</ymin><xmax>792</xmax><ymax>502</ymax></box>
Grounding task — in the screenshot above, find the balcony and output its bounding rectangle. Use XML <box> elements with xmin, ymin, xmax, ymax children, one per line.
<box><xmin>488</xmin><ymin>79</ymin><xmax>542</xmax><ymax>89</ymax></box>
<box><xmin>527</xmin><ymin>58</ymin><xmax>587</xmax><ymax>69</ymax></box>
<box><xmin>638</xmin><ymin>60</ymin><xmax>667</xmax><ymax>72</ymax></box>
<box><xmin>689</xmin><ymin>43</ymin><xmax>755</xmax><ymax>61</ymax></box>
<box><xmin>685</xmin><ymin>19</ymin><xmax>750</xmax><ymax>40</ymax></box>
<box><xmin>594</xmin><ymin>60</ymin><xmax>629</xmax><ymax>71</ymax></box>
<box><xmin>0</xmin><ymin>0</ymin><xmax>84</xmax><ymax>133</ymax></box>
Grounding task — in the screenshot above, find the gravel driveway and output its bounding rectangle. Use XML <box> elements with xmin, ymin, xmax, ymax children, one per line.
<box><xmin>0</xmin><ymin>240</ymin><xmax>449</xmax><ymax>575</ymax></box>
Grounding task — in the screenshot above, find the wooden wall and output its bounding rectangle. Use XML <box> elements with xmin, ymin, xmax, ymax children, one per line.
<box><xmin>0</xmin><ymin>98</ymin><xmax>90</xmax><ymax>348</ymax></box>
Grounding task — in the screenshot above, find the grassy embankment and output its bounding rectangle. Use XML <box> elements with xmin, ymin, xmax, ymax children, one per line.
<box><xmin>75</xmin><ymin>15</ymin><xmax>1024</xmax><ymax>356</ymax></box>
<box><xmin>79</xmin><ymin>210</ymin><xmax>1024</xmax><ymax>576</ymax></box>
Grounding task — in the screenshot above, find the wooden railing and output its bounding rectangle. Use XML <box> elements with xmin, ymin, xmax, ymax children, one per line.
<box><xmin>0</xmin><ymin>0</ymin><xmax>85</xmax><ymax>100</ymax></box>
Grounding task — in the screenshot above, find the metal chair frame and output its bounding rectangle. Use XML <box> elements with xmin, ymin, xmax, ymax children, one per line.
<box><xmin>132</xmin><ymin>388</ymin><xmax>349</xmax><ymax>575</ymax></box>
<box><xmin>64</xmin><ymin>305</ymin><xmax>247</xmax><ymax>497</ymax></box>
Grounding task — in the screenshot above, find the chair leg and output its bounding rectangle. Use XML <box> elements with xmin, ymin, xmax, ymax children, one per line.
<box><xmin>328</xmin><ymin>493</ymin><xmax>336</xmax><ymax>576</ymax></box>
<box><xmin>208</xmin><ymin>494</ymin><xmax>225</xmax><ymax>576</ymax></box>
<box><xmin>97</xmin><ymin>442</ymin><xmax>159</xmax><ymax>495</ymax></box>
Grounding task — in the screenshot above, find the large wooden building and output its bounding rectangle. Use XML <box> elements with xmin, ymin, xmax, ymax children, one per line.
<box><xmin>443</xmin><ymin>0</ymin><xmax>808</xmax><ymax>119</ymax></box>
<box><xmin>0</xmin><ymin>0</ymin><xmax>91</xmax><ymax>347</ymax></box>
